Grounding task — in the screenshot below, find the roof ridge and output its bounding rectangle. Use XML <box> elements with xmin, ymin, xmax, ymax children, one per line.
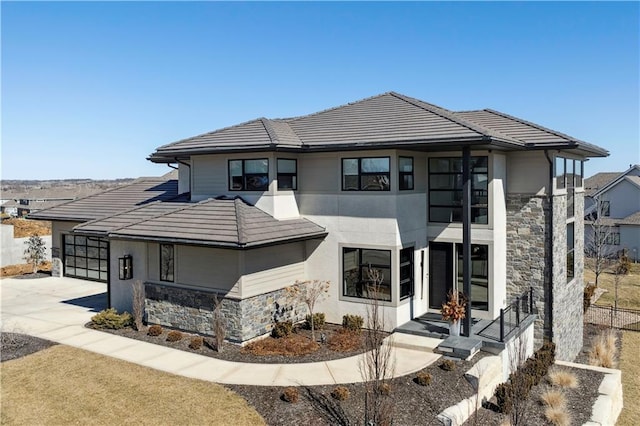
<box><xmin>234</xmin><ymin>198</ymin><xmax>248</xmax><ymax>246</ymax></box>
<box><xmin>283</xmin><ymin>92</ymin><xmax>394</xmax><ymax>123</ymax></box>
<box><xmin>260</xmin><ymin>118</ymin><xmax>279</xmax><ymax>145</ymax></box>
<box><xmin>482</xmin><ymin>109</ymin><xmax>583</xmax><ymax>145</ymax></box>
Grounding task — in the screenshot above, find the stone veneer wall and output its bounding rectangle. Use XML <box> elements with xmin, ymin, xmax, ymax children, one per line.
<box><xmin>506</xmin><ymin>194</ymin><xmax>551</xmax><ymax>349</ymax></box>
<box><xmin>145</xmin><ymin>283</ymin><xmax>307</xmax><ymax>343</ymax></box>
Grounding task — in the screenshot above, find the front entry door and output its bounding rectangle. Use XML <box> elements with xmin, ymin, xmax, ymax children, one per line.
<box><xmin>429</xmin><ymin>242</ymin><xmax>454</xmax><ymax>309</ymax></box>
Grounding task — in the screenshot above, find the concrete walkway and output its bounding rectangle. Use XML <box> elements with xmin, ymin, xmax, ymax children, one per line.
<box><xmin>0</xmin><ymin>276</ymin><xmax>442</xmax><ymax>386</ymax></box>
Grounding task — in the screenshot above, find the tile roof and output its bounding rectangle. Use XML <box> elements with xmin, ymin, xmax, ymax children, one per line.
<box><xmin>28</xmin><ymin>178</ymin><xmax>181</xmax><ymax>222</ymax></box>
<box><xmin>617</xmin><ymin>211</ymin><xmax>640</xmax><ymax>226</ymax></box>
<box><xmin>149</xmin><ymin>92</ymin><xmax>608</xmax><ymax>161</ymax></box>
<box><xmin>78</xmin><ymin>197</ymin><xmax>326</xmax><ymax>248</ymax></box>
<box><xmin>584</xmin><ymin>172</ymin><xmax>620</xmax><ymax>196</ymax></box>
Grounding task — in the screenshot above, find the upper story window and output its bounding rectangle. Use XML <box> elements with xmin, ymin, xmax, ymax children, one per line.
<box><xmin>342</xmin><ymin>157</ymin><xmax>390</xmax><ymax>191</ymax></box>
<box><xmin>399</xmin><ymin>157</ymin><xmax>414</xmax><ymax>190</ymax></box>
<box><xmin>277</xmin><ymin>159</ymin><xmax>297</xmax><ymax>190</ymax></box>
<box><xmin>343</xmin><ymin>247</ymin><xmax>391</xmax><ymax>301</ymax></box>
<box><xmin>600</xmin><ymin>200</ymin><xmax>611</xmax><ymax>217</ymax></box>
<box><xmin>229</xmin><ymin>159</ymin><xmax>269</xmax><ymax>191</ymax></box>
<box><xmin>160</xmin><ymin>244</ymin><xmax>174</xmax><ymax>282</ymax></box>
<box><xmin>428</xmin><ymin>156</ymin><xmax>488</xmax><ymax>224</ymax></box>
<box><xmin>555</xmin><ymin>157</ymin><xmax>584</xmax><ymax>190</ymax></box>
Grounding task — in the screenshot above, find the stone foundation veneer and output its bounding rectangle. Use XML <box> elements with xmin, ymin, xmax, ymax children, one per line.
<box><xmin>144</xmin><ymin>283</ymin><xmax>307</xmax><ymax>343</ymax></box>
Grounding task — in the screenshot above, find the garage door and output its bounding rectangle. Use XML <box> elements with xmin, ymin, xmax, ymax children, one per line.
<box><xmin>63</xmin><ymin>234</ymin><xmax>109</xmax><ymax>282</ymax></box>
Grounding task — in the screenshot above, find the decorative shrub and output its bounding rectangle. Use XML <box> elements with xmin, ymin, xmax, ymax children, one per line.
<box><xmin>147</xmin><ymin>324</ymin><xmax>163</xmax><ymax>336</ymax></box>
<box><xmin>342</xmin><ymin>314</ymin><xmax>364</xmax><ymax>332</ymax></box>
<box><xmin>439</xmin><ymin>359</ymin><xmax>456</xmax><ymax>371</ymax></box>
<box><xmin>494</xmin><ymin>383</ymin><xmax>513</xmax><ymax>414</ymax></box>
<box><xmin>545</xmin><ymin>406</ymin><xmax>572</xmax><ymax>426</ymax></box>
<box><xmin>282</xmin><ymin>387</ymin><xmax>299</xmax><ymax>403</ymax></box>
<box><xmin>305</xmin><ymin>313</ymin><xmax>326</xmax><ymax>330</ymax></box>
<box><xmin>331</xmin><ymin>386</ymin><xmax>350</xmax><ymax>401</ymax></box>
<box><xmin>583</xmin><ymin>284</ymin><xmax>596</xmax><ymax>311</ymax></box>
<box><xmin>540</xmin><ymin>389</ymin><xmax>567</xmax><ymax>409</ymax></box>
<box><xmin>327</xmin><ymin>329</ymin><xmax>361</xmax><ymax>352</ymax></box>
<box><xmin>188</xmin><ymin>336</ymin><xmax>204</xmax><ymax>350</ymax></box>
<box><xmin>91</xmin><ymin>308</ymin><xmax>133</xmax><ymax>330</ymax></box>
<box><xmin>272</xmin><ymin>321</ymin><xmax>293</xmax><ymax>338</ymax></box>
<box><xmin>166</xmin><ymin>330</ymin><xmax>183</xmax><ymax>342</ymax></box>
<box><xmin>548</xmin><ymin>369</ymin><xmax>578</xmax><ymax>389</ymax></box>
<box><xmin>414</xmin><ymin>372</ymin><xmax>432</xmax><ymax>386</ymax></box>
<box><xmin>588</xmin><ymin>329</ymin><xmax>618</xmax><ymax>368</ymax></box>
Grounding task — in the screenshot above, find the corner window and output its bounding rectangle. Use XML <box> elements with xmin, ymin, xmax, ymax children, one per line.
<box><xmin>399</xmin><ymin>157</ymin><xmax>414</xmax><ymax>190</ymax></box>
<box><xmin>229</xmin><ymin>159</ymin><xmax>269</xmax><ymax>191</ymax></box>
<box><xmin>342</xmin><ymin>157</ymin><xmax>390</xmax><ymax>191</ymax></box>
<box><xmin>160</xmin><ymin>244</ymin><xmax>174</xmax><ymax>282</ymax></box>
<box><xmin>400</xmin><ymin>247</ymin><xmax>414</xmax><ymax>299</ymax></box>
<box><xmin>567</xmin><ymin>223</ymin><xmax>574</xmax><ymax>281</ymax></box>
<box><xmin>428</xmin><ymin>156</ymin><xmax>488</xmax><ymax>224</ymax></box>
<box><xmin>343</xmin><ymin>248</ymin><xmax>391</xmax><ymax>301</ymax></box>
<box><xmin>556</xmin><ymin>157</ymin><xmax>584</xmax><ymax>190</ymax></box>
<box><xmin>277</xmin><ymin>159</ymin><xmax>297</xmax><ymax>190</ymax></box>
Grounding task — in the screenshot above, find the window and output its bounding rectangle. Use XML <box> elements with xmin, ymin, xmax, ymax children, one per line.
<box><xmin>567</xmin><ymin>223</ymin><xmax>574</xmax><ymax>280</ymax></box>
<box><xmin>277</xmin><ymin>159</ymin><xmax>297</xmax><ymax>190</ymax></box>
<box><xmin>601</xmin><ymin>200</ymin><xmax>611</xmax><ymax>217</ymax></box>
<box><xmin>455</xmin><ymin>244</ymin><xmax>489</xmax><ymax>311</ymax></box>
<box><xmin>428</xmin><ymin>156</ymin><xmax>488</xmax><ymax>224</ymax></box>
<box><xmin>160</xmin><ymin>244</ymin><xmax>174</xmax><ymax>282</ymax></box>
<box><xmin>63</xmin><ymin>234</ymin><xmax>109</xmax><ymax>282</ymax></box>
<box><xmin>399</xmin><ymin>247</ymin><xmax>414</xmax><ymax>299</ymax></box>
<box><xmin>229</xmin><ymin>159</ymin><xmax>269</xmax><ymax>191</ymax></box>
<box><xmin>342</xmin><ymin>157</ymin><xmax>390</xmax><ymax>191</ymax></box>
<box><xmin>556</xmin><ymin>157</ymin><xmax>584</xmax><ymax>190</ymax></box>
<box><xmin>399</xmin><ymin>157</ymin><xmax>414</xmax><ymax>190</ymax></box>
<box><xmin>603</xmin><ymin>232</ymin><xmax>621</xmax><ymax>245</ymax></box>
<box><xmin>343</xmin><ymin>248</ymin><xmax>391</xmax><ymax>301</ymax></box>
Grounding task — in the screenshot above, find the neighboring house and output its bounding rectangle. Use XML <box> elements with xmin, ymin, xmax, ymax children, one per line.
<box><xmin>30</xmin><ymin>92</ymin><xmax>608</xmax><ymax>361</ymax></box>
<box><xmin>584</xmin><ymin>164</ymin><xmax>640</xmax><ymax>262</ymax></box>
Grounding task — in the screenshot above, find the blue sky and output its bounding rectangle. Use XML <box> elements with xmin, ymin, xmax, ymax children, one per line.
<box><xmin>2</xmin><ymin>1</ymin><xmax>638</xmax><ymax>180</ymax></box>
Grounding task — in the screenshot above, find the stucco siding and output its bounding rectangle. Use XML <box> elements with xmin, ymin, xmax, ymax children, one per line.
<box><xmin>110</xmin><ymin>239</ymin><xmax>148</xmax><ymax>312</ymax></box>
<box><xmin>242</xmin><ymin>242</ymin><xmax>305</xmax><ymax>298</ymax></box>
<box><xmin>506</xmin><ymin>151</ymin><xmax>549</xmax><ymax>195</ymax></box>
<box><xmin>191</xmin><ymin>155</ymin><xmax>227</xmax><ymax>198</ymax></box>
<box><xmin>176</xmin><ymin>245</ymin><xmax>240</xmax><ymax>297</ymax></box>
<box><xmin>51</xmin><ymin>221</ymin><xmax>81</xmax><ymax>258</ymax></box>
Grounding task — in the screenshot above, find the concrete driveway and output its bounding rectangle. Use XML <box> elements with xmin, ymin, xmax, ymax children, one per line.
<box><xmin>1</xmin><ymin>276</ymin><xmax>442</xmax><ymax>386</ymax></box>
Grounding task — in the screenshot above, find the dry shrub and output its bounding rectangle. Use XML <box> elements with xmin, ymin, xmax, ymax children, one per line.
<box><xmin>378</xmin><ymin>382</ymin><xmax>391</xmax><ymax>395</ymax></box>
<box><xmin>166</xmin><ymin>330</ymin><xmax>183</xmax><ymax>342</ymax></box>
<box><xmin>548</xmin><ymin>369</ymin><xmax>578</xmax><ymax>389</ymax></box>
<box><xmin>545</xmin><ymin>406</ymin><xmax>571</xmax><ymax>426</ymax></box>
<box><xmin>539</xmin><ymin>389</ymin><xmax>566</xmax><ymax>409</ymax></box>
<box><xmin>147</xmin><ymin>325</ymin><xmax>163</xmax><ymax>336</ymax></box>
<box><xmin>439</xmin><ymin>359</ymin><xmax>456</xmax><ymax>371</ymax></box>
<box><xmin>271</xmin><ymin>321</ymin><xmax>293</xmax><ymax>339</ymax></box>
<box><xmin>414</xmin><ymin>372</ymin><xmax>432</xmax><ymax>386</ymax></box>
<box><xmin>242</xmin><ymin>334</ymin><xmax>319</xmax><ymax>357</ymax></box>
<box><xmin>331</xmin><ymin>386</ymin><xmax>350</xmax><ymax>401</ymax></box>
<box><xmin>188</xmin><ymin>336</ymin><xmax>203</xmax><ymax>350</ymax></box>
<box><xmin>327</xmin><ymin>329</ymin><xmax>362</xmax><ymax>352</ymax></box>
<box><xmin>282</xmin><ymin>387</ymin><xmax>299</xmax><ymax>403</ymax></box>
<box><xmin>589</xmin><ymin>329</ymin><xmax>618</xmax><ymax>368</ymax></box>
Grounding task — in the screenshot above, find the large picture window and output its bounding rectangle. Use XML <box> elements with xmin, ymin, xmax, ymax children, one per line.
<box><xmin>428</xmin><ymin>156</ymin><xmax>488</xmax><ymax>224</ymax></box>
<box><xmin>277</xmin><ymin>158</ymin><xmax>297</xmax><ymax>190</ymax></box>
<box><xmin>343</xmin><ymin>248</ymin><xmax>391</xmax><ymax>301</ymax></box>
<box><xmin>229</xmin><ymin>159</ymin><xmax>269</xmax><ymax>191</ymax></box>
<box><xmin>63</xmin><ymin>234</ymin><xmax>108</xmax><ymax>282</ymax></box>
<box><xmin>399</xmin><ymin>157</ymin><xmax>414</xmax><ymax>190</ymax></box>
<box><xmin>455</xmin><ymin>244</ymin><xmax>489</xmax><ymax>311</ymax></box>
<box><xmin>342</xmin><ymin>157</ymin><xmax>390</xmax><ymax>191</ymax></box>
<box><xmin>160</xmin><ymin>244</ymin><xmax>174</xmax><ymax>282</ymax></box>
<box><xmin>399</xmin><ymin>247</ymin><xmax>414</xmax><ymax>300</ymax></box>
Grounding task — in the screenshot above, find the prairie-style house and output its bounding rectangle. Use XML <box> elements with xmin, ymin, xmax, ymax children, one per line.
<box><xmin>31</xmin><ymin>92</ymin><xmax>608</xmax><ymax>361</ymax></box>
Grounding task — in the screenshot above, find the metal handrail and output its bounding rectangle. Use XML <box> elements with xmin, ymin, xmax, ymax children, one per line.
<box><xmin>477</xmin><ymin>287</ymin><xmax>534</xmax><ymax>342</ymax></box>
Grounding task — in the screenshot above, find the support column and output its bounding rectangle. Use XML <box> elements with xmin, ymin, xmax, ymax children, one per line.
<box><xmin>462</xmin><ymin>147</ymin><xmax>472</xmax><ymax>337</ymax></box>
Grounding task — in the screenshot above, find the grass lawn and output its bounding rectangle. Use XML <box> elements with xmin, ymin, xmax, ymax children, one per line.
<box><xmin>584</xmin><ymin>262</ymin><xmax>640</xmax><ymax>309</ymax></box>
<box><xmin>0</xmin><ymin>345</ymin><xmax>265</xmax><ymax>426</ymax></box>
<box><xmin>618</xmin><ymin>330</ymin><xmax>640</xmax><ymax>426</ymax></box>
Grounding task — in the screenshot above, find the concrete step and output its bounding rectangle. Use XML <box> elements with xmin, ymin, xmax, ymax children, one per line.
<box><xmin>435</xmin><ymin>336</ymin><xmax>483</xmax><ymax>360</ymax></box>
<box><xmin>383</xmin><ymin>333</ymin><xmax>443</xmax><ymax>353</ymax></box>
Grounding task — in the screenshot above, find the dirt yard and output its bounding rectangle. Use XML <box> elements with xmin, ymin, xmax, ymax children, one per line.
<box><xmin>1</xmin><ymin>218</ymin><xmax>51</xmax><ymax>237</ymax></box>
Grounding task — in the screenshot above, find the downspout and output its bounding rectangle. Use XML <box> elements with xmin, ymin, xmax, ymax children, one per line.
<box><xmin>544</xmin><ymin>150</ymin><xmax>554</xmax><ymax>343</ymax></box>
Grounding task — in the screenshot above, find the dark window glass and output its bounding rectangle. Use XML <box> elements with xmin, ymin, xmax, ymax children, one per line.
<box><xmin>555</xmin><ymin>157</ymin><xmax>566</xmax><ymax>189</ymax></box>
<box><xmin>228</xmin><ymin>159</ymin><xmax>269</xmax><ymax>191</ymax></box>
<box><xmin>567</xmin><ymin>223</ymin><xmax>575</xmax><ymax>280</ymax></box>
<box><xmin>343</xmin><ymin>248</ymin><xmax>391</xmax><ymax>301</ymax></box>
<box><xmin>399</xmin><ymin>157</ymin><xmax>414</xmax><ymax>190</ymax></box>
<box><xmin>62</xmin><ymin>234</ymin><xmax>108</xmax><ymax>282</ymax></box>
<box><xmin>428</xmin><ymin>157</ymin><xmax>488</xmax><ymax>224</ymax></box>
<box><xmin>456</xmin><ymin>244</ymin><xmax>489</xmax><ymax>311</ymax></box>
<box><xmin>601</xmin><ymin>201</ymin><xmax>610</xmax><ymax>217</ymax></box>
<box><xmin>400</xmin><ymin>247</ymin><xmax>414</xmax><ymax>299</ymax></box>
<box><xmin>160</xmin><ymin>244</ymin><xmax>174</xmax><ymax>282</ymax></box>
<box><xmin>277</xmin><ymin>159</ymin><xmax>297</xmax><ymax>190</ymax></box>
<box><xmin>342</xmin><ymin>158</ymin><xmax>390</xmax><ymax>191</ymax></box>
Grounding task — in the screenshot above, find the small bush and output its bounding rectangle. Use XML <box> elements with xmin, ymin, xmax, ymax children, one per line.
<box><xmin>583</xmin><ymin>284</ymin><xmax>596</xmax><ymax>311</ymax></box>
<box><xmin>342</xmin><ymin>314</ymin><xmax>364</xmax><ymax>332</ymax></box>
<box><xmin>272</xmin><ymin>321</ymin><xmax>293</xmax><ymax>338</ymax></box>
<box><xmin>414</xmin><ymin>372</ymin><xmax>432</xmax><ymax>386</ymax></box>
<box><xmin>147</xmin><ymin>324</ymin><xmax>163</xmax><ymax>336</ymax></box>
<box><xmin>327</xmin><ymin>329</ymin><xmax>362</xmax><ymax>352</ymax></box>
<box><xmin>331</xmin><ymin>386</ymin><xmax>350</xmax><ymax>401</ymax></box>
<box><xmin>91</xmin><ymin>308</ymin><xmax>133</xmax><ymax>330</ymax></box>
<box><xmin>540</xmin><ymin>388</ymin><xmax>566</xmax><ymax>409</ymax></box>
<box><xmin>494</xmin><ymin>383</ymin><xmax>513</xmax><ymax>414</ymax></box>
<box><xmin>188</xmin><ymin>336</ymin><xmax>204</xmax><ymax>350</ymax></box>
<box><xmin>305</xmin><ymin>313</ymin><xmax>326</xmax><ymax>330</ymax></box>
<box><xmin>545</xmin><ymin>406</ymin><xmax>571</xmax><ymax>426</ymax></box>
<box><xmin>548</xmin><ymin>369</ymin><xmax>578</xmax><ymax>389</ymax></box>
<box><xmin>282</xmin><ymin>387</ymin><xmax>299</xmax><ymax>403</ymax></box>
<box><xmin>439</xmin><ymin>359</ymin><xmax>456</xmax><ymax>371</ymax></box>
<box><xmin>243</xmin><ymin>334</ymin><xmax>319</xmax><ymax>357</ymax></box>
<box><xmin>166</xmin><ymin>330</ymin><xmax>183</xmax><ymax>342</ymax></box>
<box><xmin>378</xmin><ymin>382</ymin><xmax>391</xmax><ymax>395</ymax></box>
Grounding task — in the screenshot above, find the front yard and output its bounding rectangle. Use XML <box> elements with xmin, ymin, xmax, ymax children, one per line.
<box><xmin>584</xmin><ymin>262</ymin><xmax>640</xmax><ymax>309</ymax></box>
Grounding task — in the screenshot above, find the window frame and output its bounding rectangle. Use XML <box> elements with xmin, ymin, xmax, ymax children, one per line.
<box><xmin>399</xmin><ymin>247</ymin><xmax>414</xmax><ymax>300</ymax></box>
<box><xmin>160</xmin><ymin>244</ymin><xmax>175</xmax><ymax>282</ymax></box>
<box><xmin>342</xmin><ymin>157</ymin><xmax>391</xmax><ymax>191</ymax></box>
<box><xmin>343</xmin><ymin>247</ymin><xmax>392</xmax><ymax>301</ymax></box>
<box><xmin>398</xmin><ymin>156</ymin><xmax>414</xmax><ymax>191</ymax></box>
<box><xmin>455</xmin><ymin>243</ymin><xmax>489</xmax><ymax>311</ymax></box>
<box><xmin>228</xmin><ymin>158</ymin><xmax>269</xmax><ymax>191</ymax></box>
<box><xmin>277</xmin><ymin>158</ymin><xmax>297</xmax><ymax>190</ymax></box>
<box><xmin>601</xmin><ymin>200</ymin><xmax>611</xmax><ymax>217</ymax></box>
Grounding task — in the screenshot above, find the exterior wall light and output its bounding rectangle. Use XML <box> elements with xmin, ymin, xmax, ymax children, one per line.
<box><xmin>119</xmin><ymin>255</ymin><xmax>133</xmax><ymax>280</ymax></box>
